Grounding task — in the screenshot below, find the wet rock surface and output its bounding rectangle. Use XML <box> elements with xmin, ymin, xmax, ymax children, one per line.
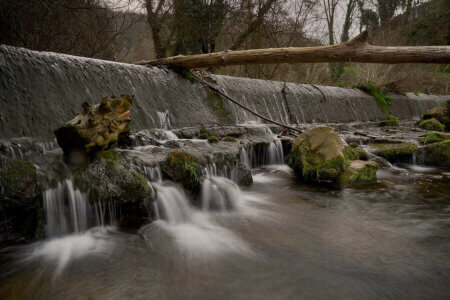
<box><xmin>54</xmin><ymin>95</ymin><xmax>133</xmax><ymax>160</ymax></box>
<box><xmin>0</xmin><ymin>155</ymin><xmax>43</xmax><ymax>241</ymax></box>
<box><xmin>2</xmin><ymin>121</ymin><xmax>450</xmax><ymax>244</ymax></box>
<box><xmin>339</xmin><ymin>160</ymin><xmax>379</xmax><ymax>186</ymax></box>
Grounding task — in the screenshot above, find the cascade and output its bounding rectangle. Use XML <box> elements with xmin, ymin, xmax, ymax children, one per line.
<box><xmin>43</xmin><ymin>180</ymin><xmax>116</xmax><ymax>238</ymax></box>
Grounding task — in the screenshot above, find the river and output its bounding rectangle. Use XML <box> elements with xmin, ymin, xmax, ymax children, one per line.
<box><xmin>1</xmin><ymin>162</ymin><xmax>449</xmax><ymax>299</ymax></box>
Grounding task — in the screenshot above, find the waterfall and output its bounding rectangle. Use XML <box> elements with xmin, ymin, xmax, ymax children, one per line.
<box><xmin>43</xmin><ymin>179</ymin><xmax>116</xmax><ymax>238</ymax></box>
<box><xmin>157</xmin><ymin>110</ymin><xmax>171</xmax><ymax>130</ymax></box>
<box><xmin>240</xmin><ymin>139</ymin><xmax>284</xmax><ymax>168</ymax></box>
<box><xmin>152</xmin><ymin>183</ymin><xmax>192</xmax><ymax>225</ymax></box>
<box><xmin>201</xmin><ymin>177</ymin><xmax>241</xmax><ymax>211</ymax></box>
<box><xmin>267</xmin><ymin>139</ymin><xmax>284</xmax><ymax>165</ymax></box>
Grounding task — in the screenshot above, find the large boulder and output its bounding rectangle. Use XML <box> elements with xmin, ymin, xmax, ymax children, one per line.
<box><xmin>0</xmin><ymin>155</ymin><xmax>43</xmax><ymax>241</ymax></box>
<box><xmin>73</xmin><ymin>150</ymin><xmax>152</xmax><ymax>227</ymax></box>
<box><xmin>287</xmin><ymin>126</ymin><xmax>347</xmax><ymax>181</ymax></box>
<box><xmin>54</xmin><ymin>95</ymin><xmax>133</xmax><ymax>161</ymax></box>
<box><xmin>371</xmin><ymin>142</ymin><xmax>418</xmax><ymax>163</ymax></box>
<box><xmin>422</xmin><ymin>101</ymin><xmax>450</xmax><ymax>131</ymax></box>
<box><xmin>423</xmin><ymin>140</ymin><xmax>450</xmax><ymax>168</ymax></box>
<box><xmin>418</xmin><ymin>118</ymin><xmax>445</xmax><ymax>132</ymax></box>
<box><xmin>339</xmin><ymin>160</ymin><xmax>378</xmax><ymax>186</ymax></box>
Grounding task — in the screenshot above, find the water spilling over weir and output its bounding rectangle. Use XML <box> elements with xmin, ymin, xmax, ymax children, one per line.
<box><xmin>0</xmin><ymin>45</ymin><xmax>447</xmax><ymax>138</ymax></box>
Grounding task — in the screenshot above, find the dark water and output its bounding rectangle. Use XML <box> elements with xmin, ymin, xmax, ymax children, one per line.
<box><xmin>1</xmin><ymin>164</ymin><xmax>449</xmax><ymax>299</ymax></box>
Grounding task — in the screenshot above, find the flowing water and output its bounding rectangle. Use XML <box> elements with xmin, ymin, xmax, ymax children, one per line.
<box><xmin>1</xmin><ymin>161</ymin><xmax>449</xmax><ymax>299</ymax></box>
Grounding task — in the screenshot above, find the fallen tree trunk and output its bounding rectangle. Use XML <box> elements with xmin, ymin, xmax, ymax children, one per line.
<box><xmin>137</xmin><ymin>31</ymin><xmax>450</xmax><ymax>68</ymax></box>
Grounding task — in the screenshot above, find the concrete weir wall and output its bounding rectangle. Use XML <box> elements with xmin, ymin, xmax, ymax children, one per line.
<box><xmin>0</xmin><ymin>45</ymin><xmax>447</xmax><ymax>138</ymax></box>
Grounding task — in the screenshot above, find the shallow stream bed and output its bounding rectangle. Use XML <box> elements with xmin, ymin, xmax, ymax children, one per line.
<box><xmin>1</xmin><ymin>163</ymin><xmax>449</xmax><ymax>299</ymax></box>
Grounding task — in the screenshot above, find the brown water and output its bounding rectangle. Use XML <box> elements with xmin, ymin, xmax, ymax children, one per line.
<box><xmin>0</xmin><ymin>164</ymin><xmax>449</xmax><ymax>299</ymax></box>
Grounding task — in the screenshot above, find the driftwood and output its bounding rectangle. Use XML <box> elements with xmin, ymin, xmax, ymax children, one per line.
<box><xmin>137</xmin><ymin>31</ymin><xmax>450</xmax><ymax>68</ymax></box>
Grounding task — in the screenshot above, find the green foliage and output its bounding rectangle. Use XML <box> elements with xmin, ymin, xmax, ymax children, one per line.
<box><xmin>419</xmin><ymin>132</ymin><xmax>450</xmax><ymax>145</ymax></box>
<box><xmin>208</xmin><ymin>136</ymin><xmax>219</xmax><ymax>143</ymax></box>
<box><xmin>359</xmin><ymin>81</ymin><xmax>397</xmax><ymax>120</ymax></box>
<box><xmin>419</xmin><ymin>118</ymin><xmax>445</xmax><ymax>132</ymax></box>
<box><xmin>166</xmin><ymin>150</ymin><xmax>201</xmax><ymax>191</ymax></box>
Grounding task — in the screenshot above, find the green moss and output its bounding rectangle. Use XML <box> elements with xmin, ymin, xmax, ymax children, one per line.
<box><xmin>199</xmin><ymin>132</ymin><xmax>209</xmax><ymax>139</ymax></box>
<box><xmin>95</xmin><ymin>149</ymin><xmax>120</xmax><ymax>169</ymax></box>
<box><xmin>419</xmin><ymin>118</ymin><xmax>445</xmax><ymax>132</ymax></box>
<box><xmin>349</xmin><ymin>142</ymin><xmax>359</xmax><ymax>148</ymax></box>
<box><xmin>358</xmin><ymin>81</ymin><xmax>396</xmax><ymax>120</ymax></box>
<box><xmin>206</xmin><ymin>90</ymin><xmax>230</xmax><ymax>122</ymax></box>
<box><xmin>287</xmin><ymin>140</ymin><xmax>345</xmax><ymax>181</ymax></box>
<box><xmin>166</xmin><ymin>150</ymin><xmax>202</xmax><ymax>191</ymax></box>
<box><xmin>424</xmin><ymin>140</ymin><xmax>450</xmax><ymax>167</ymax></box>
<box><xmin>355</xmin><ymin>148</ymin><xmax>368</xmax><ymax>160</ymax></box>
<box><xmin>208</xmin><ymin>136</ymin><xmax>219</xmax><ymax>143</ymax></box>
<box><xmin>2</xmin><ymin>159</ymin><xmax>37</xmax><ymax>193</ymax></box>
<box><xmin>125</xmin><ymin>171</ymin><xmax>150</xmax><ymax>202</ymax></box>
<box><xmin>372</xmin><ymin>142</ymin><xmax>418</xmax><ymax>162</ymax></box>
<box><xmin>344</xmin><ymin>146</ymin><xmax>359</xmax><ymax>164</ymax></box>
<box><xmin>339</xmin><ymin>161</ymin><xmax>378</xmax><ymax>186</ymax></box>
<box><xmin>419</xmin><ymin>132</ymin><xmax>450</xmax><ymax>144</ymax></box>
<box><xmin>223</xmin><ymin>136</ymin><xmax>237</xmax><ymax>142</ymax></box>
<box><xmin>379</xmin><ymin>119</ymin><xmax>399</xmax><ymax>127</ymax></box>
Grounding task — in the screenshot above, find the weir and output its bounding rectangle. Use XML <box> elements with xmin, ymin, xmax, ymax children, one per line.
<box><xmin>0</xmin><ymin>45</ymin><xmax>447</xmax><ymax>139</ymax></box>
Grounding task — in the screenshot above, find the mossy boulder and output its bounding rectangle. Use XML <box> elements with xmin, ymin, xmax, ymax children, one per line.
<box><xmin>0</xmin><ymin>155</ymin><xmax>43</xmax><ymax>241</ymax></box>
<box><xmin>423</xmin><ymin>103</ymin><xmax>450</xmax><ymax>130</ymax></box>
<box><xmin>372</xmin><ymin>142</ymin><xmax>418</xmax><ymax>162</ymax></box>
<box><xmin>54</xmin><ymin>95</ymin><xmax>133</xmax><ymax>161</ymax></box>
<box><xmin>208</xmin><ymin>136</ymin><xmax>219</xmax><ymax>143</ymax></box>
<box><xmin>73</xmin><ymin>150</ymin><xmax>151</xmax><ymax>227</ymax></box>
<box><xmin>419</xmin><ymin>132</ymin><xmax>450</xmax><ymax>145</ymax></box>
<box><xmin>339</xmin><ymin>160</ymin><xmax>378</xmax><ymax>186</ymax></box>
<box><xmin>418</xmin><ymin>118</ymin><xmax>445</xmax><ymax>132</ymax></box>
<box><xmin>378</xmin><ymin>119</ymin><xmax>399</xmax><ymax>127</ymax></box>
<box><xmin>162</xmin><ymin>150</ymin><xmax>202</xmax><ymax>191</ymax></box>
<box><xmin>423</xmin><ymin>140</ymin><xmax>450</xmax><ymax>168</ymax></box>
<box><xmin>287</xmin><ymin>126</ymin><xmax>347</xmax><ymax>182</ymax></box>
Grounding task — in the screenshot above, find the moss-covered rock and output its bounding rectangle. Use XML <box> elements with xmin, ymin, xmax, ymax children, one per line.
<box><xmin>287</xmin><ymin>126</ymin><xmax>347</xmax><ymax>182</ymax></box>
<box><xmin>423</xmin><ymin>103</ymin><xmax>450</xmax><ymax>130</ymax></box>
<box><xmin>73</xmin><ymin>151</ymin><xmax>151</xmax><ymax>227</ymax></box>
<box><xmin>0</xmin><ymin>155</ymin><xmax>43</xmax><ymax>241</ymax></box>
<box><xmin>372</xmin><ymin>142</ymin><xmax>418</xmax><ymax>162</ymax></box>
<box><xmin>423</xmin><ymin>140</ymin><xmax>450</xmax><ymax>168</ymax></box>
<box><xmin>223</xmin><ymin>136</ymin><xmax>237</xmax><ymax>142</ymax></box>
<box><xmin>378</xmin><ymin>119</ymin><xmax>399</xmax><ymax>127</ymax></box>
<box><xmin>199</xmin><ymin>133</ymin><xmax>209</xmax><ymax>139</ymax></box>
<box><xmin>208</xmin><ymin>136</ymin><xmax>219</xmax><ymax>143</ymax></box>
<box><xmin>419</xmin><ymin>132</ymin><xmax>450</xmax><ymax>145</ymax></box>
<box><xmin>54</xmin><ymin>95</ymin><xmax>133</xmax><ymax>160</ymax></box>
<box><xmin>339</xmin><ymin>160</ymin><xmax>378</xmax><ymax>186</ymax></box>
<box><xmin>163</xmin><ymin>150</ymin><xmax>202</xmax><ymax>191</ymax></box>
<box><xmin>419</xmin><ymin>118</ymin><xmax>445</xmax><ymax>132</ymax></box>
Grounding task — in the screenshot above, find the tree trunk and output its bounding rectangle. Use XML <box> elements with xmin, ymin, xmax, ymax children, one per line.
<box><xmin>137</xmin><ymin>31</ymin><xmax>450</xmax><ymax>68</ymax></box>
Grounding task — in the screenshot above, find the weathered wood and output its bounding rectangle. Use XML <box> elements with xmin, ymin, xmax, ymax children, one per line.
<box><xmin>137</xmin><ymin>31</ymin><xmax>450</xmax><ymax>68</ymax></box>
